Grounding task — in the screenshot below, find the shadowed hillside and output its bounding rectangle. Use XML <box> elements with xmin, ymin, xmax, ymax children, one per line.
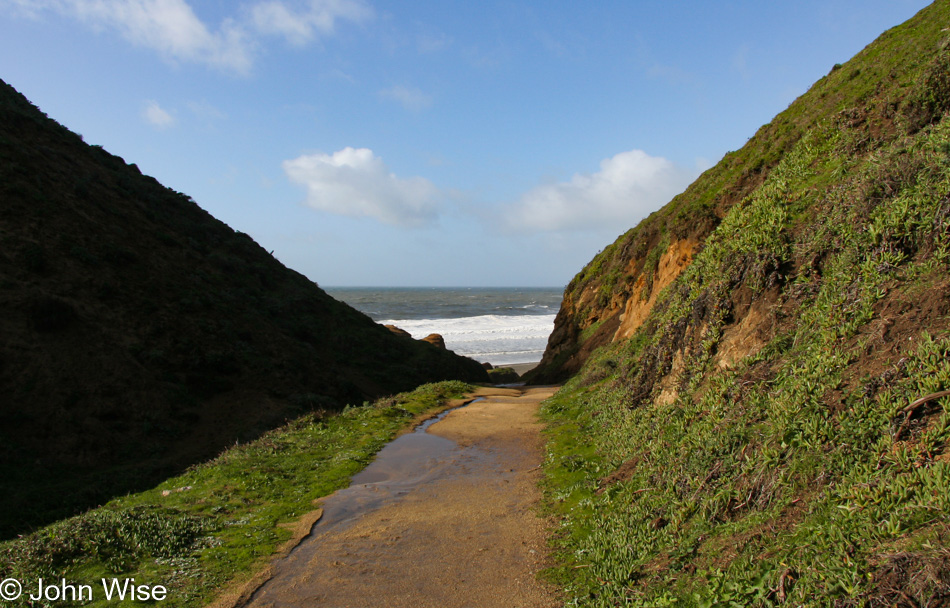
<box><xmin>0</xmin><ymin>78</ymin><xmax>487</xmax><ymax>538</ymax></box>
<box><xmin>537</xmin><ymin>2</ymin><xmax>950</xmax><ymax>605</ymax></box>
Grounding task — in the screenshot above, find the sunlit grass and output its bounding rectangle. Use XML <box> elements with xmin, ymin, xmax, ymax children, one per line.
<box><xmin>0</xmin><ymin>381</ymin><xmax>473</xmax><ymax>608</ymax></box>
<box><xmin>539</xmin><ymin>5</ymin><xmax>950</xmax><ymax>604</ymax></box>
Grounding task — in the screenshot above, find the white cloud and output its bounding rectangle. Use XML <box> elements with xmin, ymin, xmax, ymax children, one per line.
<box><xmin>250</xmin><ymin>0</ymin><xmax>373</xmax><ymax>46</ymax></box>
<box><xmin>143</xmin><ymin>99</ymin><xmax>175</xmax><ymax>128</ymax></box>
<box><xmin>378</xmin><ymin>85</ymin><xmax>432</xmax><ymax>112</ymax></box>
<box><xmin>1</xmin><ymin>0</ymin><xmax>42</xmax><ymax>17</ymax></box>
<box><xmin>505</xmin><ymin>150</ymin><xmax>697</xmax><ymax>232</ymax></box>
<box><xmin>48</xmin><ymin>0</ymin><xmax>252</xmax><ymax>73</ymax></box>
<box><xmin>283</xmin><ymin>147</ymin><xmax>442</xmax><ymax>227</ymax></box>
<box><xmin>3</xmin><ymin>0</ymin><xmax>372</xmax><ymax>73</ymax></box>
<box><xmin>733</xmin><ymin>44</ymin><xmax>751</xmax><ymax>80</ymax></box>
<box><xmin>186</xmin><ymin>99</ymin><xmax>226</xmax><ymax>121</ymax></box>
<box><xmin>416</xmin><ymin>31</ymin><xmax>450</xmax><ymax>54</ymax></box>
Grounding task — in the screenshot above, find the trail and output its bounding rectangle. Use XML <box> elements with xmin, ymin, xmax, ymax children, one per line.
<box><xmin>237</xmin><ymin>386</ymin><xmax>561</xmax><ymax>608</ymax></box>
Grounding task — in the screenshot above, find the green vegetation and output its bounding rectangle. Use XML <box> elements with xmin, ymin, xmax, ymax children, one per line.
<box><xmin>487</xmin><ymin>367</ymin><xmax>521</xmax><ymax>383</ymax></box>
<box><xmin>0</xmin><ymin>381</ymin><xmax>473</xmax><ymax>608</ymax></box>
<box><xmin>538</xmin><ymin>3</ymin><xmax>950</xmax><ymax>605</ymax></box>
<box><xmin>532</xmin><ymin>1</ymin><xmax>950</xmax><ymax>384</ymax></box>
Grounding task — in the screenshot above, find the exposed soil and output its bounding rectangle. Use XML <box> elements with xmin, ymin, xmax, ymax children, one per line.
<box><xmin>614</xmin><ymin>238</ymin><xmax>698</xmax><ymax>342</ymax></box>
<box><xmin>233</xmin><ymin>386</ymin><xmax>561</xmax><ymax>608</ymax></box>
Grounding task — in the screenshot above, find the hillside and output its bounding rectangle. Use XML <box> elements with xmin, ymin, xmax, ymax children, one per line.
<box><xmin>529</xmin><ymin>2</ymin><xmax>950</xmax><ymax>385</ymax></box>
<box><xmin>0</xmin><ymin>78</ymin><xmax>487</xmax><ymax>539</ymax></box>
<box><xmin>537</xmin><ymin>2</ymin><xmax>950</xmax><ymax>606</ymax></box>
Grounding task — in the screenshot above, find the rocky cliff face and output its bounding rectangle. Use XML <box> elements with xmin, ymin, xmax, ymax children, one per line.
<box><xmin>531</xmin><ymin>234</ymin><xmax>703</xmax><ymax>383</ymax></box>
<box><xmin>0</xmin><ymin>79</ymin><xmax>487</xmax><ymax>537</ymax></box>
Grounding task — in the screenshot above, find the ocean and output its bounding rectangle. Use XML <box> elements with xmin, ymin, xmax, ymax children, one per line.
<box><xmin>325</xmin><ymin>287</ymin><xmax>563</xmax><ymax>366</ymax></box>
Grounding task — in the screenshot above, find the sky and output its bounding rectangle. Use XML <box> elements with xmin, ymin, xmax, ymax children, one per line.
<box><xmin>0</xmin><ymin>0</ymin><xmax>933</xmax><ymax>287</ymax></box>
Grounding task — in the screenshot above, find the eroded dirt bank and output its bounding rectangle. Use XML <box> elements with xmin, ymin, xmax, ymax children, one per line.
<box><xmin>238</xmin><ymin>386</ymin><xmax>561</xmax><ymax>608</ymax></box>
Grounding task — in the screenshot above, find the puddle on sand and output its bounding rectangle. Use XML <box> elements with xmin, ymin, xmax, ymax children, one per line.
<box><xmin>244</xmin><ymin>399</ymin><xmax>497</xmax><ymax>605</ymax></box>
<box><xmin>311</xmin><ymin>401</ymin><xmax>482</xmax><ymax>530</ymax></box>
<box><xmin>242</xmin><ymin>390</ymin><xmax>559</xmax><ymax>608</ymax></box>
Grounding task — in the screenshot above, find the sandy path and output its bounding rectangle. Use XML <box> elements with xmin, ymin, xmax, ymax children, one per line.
<box><xmin>239</xmin><ymin>386</ymin><xmax>561</xmax><ymax>608</ymax></box>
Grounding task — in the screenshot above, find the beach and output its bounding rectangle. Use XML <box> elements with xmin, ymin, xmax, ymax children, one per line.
<box><xmin>507</xmin><ymin>361</ymin><xmax>539</xmax><ymax>376</ymax></box>
<box><xmin>327</xmin><ymin>287</ymin><xmax>561</xmax><ymax>368</ymax></box>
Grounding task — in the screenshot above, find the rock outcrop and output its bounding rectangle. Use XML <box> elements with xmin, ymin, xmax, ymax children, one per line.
<box><xmin>486</xmin><ymin>367</ymin><xmax>520</xmax><ymax>384</ymax></box>
<box><xmin>384</xmin><ymin>324</ymin><xmax>412</xmax><ymax>338</ymax></box>
<box><xmin>422</xmin><ymin>333</ymin><xmax>447</xmax><ymax>349</ymax></box>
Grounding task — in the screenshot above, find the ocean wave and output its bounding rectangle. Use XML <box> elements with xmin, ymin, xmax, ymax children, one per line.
<box><xmin>379</xmin><ymin>314</ymin><xmax>555</xmax><ymax>365</ymax></box>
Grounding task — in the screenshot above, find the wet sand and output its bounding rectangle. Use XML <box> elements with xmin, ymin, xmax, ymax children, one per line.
<box><xmin>507</xmin><ymin>361</ymin><xmax>539</xmax><ymax>376</ymax></box>
<box><xmin>234</xmin><ymin>386</ymin><xmax>561</xmax><ymax>608</ymax></box>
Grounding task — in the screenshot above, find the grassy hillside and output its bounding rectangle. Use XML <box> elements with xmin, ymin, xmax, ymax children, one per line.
<box><xmin>528</xmin><ymin>1</ymin><xmax>950</xmax><ymax>385</ymax></box>
<box><xmin>0</xmin><ymin>78</ymin><xmax>487</xmax><ymax>539</ymax></box>
<box><xmin>539</xmin><ymin>2</ymin><xmax>950</xmax><ymax>605</ymax></box>
<box><xmin>0</xmin><ymin>381</ymin><xmax>473</xmax><ymax>608</ymax></box>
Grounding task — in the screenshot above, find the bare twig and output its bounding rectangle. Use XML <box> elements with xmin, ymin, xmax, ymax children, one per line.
<box><xmin>901</xmin><ymin>389</ymin><xmax>950</xmax><ymax>414</ymax></box>
<box><xmin>777</xmin><ymin>568</ymin><xmax>789</xmax><ymax>603</ymax></box>
<box><xmin>894</xmin><ymin>389</ymin><xmax>950</xmax><ymax>439</ymax></box>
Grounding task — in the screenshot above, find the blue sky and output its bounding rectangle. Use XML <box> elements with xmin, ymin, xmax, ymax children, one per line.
<box><xmin>0</xmin><ymin>0</ymin><xmax>932</xmax><ymax>286</ymax></box>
